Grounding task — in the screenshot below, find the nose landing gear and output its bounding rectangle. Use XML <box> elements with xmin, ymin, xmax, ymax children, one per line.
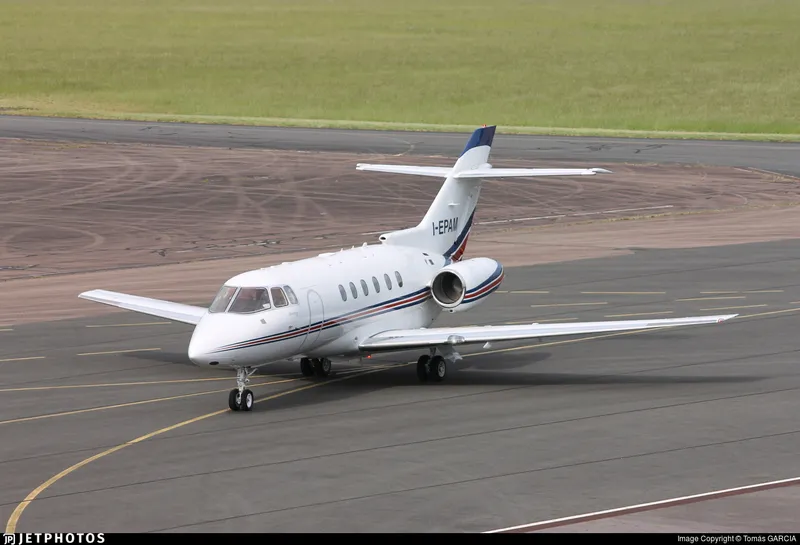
<box><xmin>229</xmin><ymin>366</ymin><xmax>256</xmax><ymax>411</ymax></box>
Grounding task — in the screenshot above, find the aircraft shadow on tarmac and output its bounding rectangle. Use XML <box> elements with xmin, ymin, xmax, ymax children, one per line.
<box><xmin>124</xmin><ymin>347</ymin><xmax>765</xmax><ymax>415</ymax></box>
<box><xmin>235</xmin><ymin>369</ymin><xmax>764</xmax><ymax>415</ymax></box>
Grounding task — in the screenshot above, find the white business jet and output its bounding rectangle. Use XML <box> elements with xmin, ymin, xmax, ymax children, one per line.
<box><xmin>79</xmin><ymin>125</ymin><xmax>737</xmax><ymax>412</ymax></box>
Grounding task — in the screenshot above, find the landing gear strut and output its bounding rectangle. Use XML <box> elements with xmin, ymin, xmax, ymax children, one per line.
<box><xmin>416</xmin><ymin>353</ymin><xmax>447</xmax><ymax>383</ymax></box>
<box><xmin>300</xmin><ymin>357</ymin><xmax>332</xmax><ymax>378</ymax></box>
<box><xmin>229</xmin><ymin>366</ymin><xmax>256</xmax><ymax>411</ymax></box>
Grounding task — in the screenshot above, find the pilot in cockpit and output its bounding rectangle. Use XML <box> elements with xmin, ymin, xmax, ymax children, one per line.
<box><xmin>229</xmin><ymin>287</ymin><xmax>271</xmax><ymax>313</ymax></box>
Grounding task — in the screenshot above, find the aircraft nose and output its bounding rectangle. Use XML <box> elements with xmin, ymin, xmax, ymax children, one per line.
<box><xmin>188</xmin><ymin>335</ymin><xmax>211</xmax><ymax>365</ymax></box>
<box><xmin>188</xmin><ymin>318</ymin><xmax>219</xmax><ymax>366</ymax></box>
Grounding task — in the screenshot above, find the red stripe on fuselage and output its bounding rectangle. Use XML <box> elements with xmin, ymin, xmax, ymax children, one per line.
<box><xmin>464</xmin><ymin>271</ymin><xmax>504</xmax><ymax>301</ymax></box>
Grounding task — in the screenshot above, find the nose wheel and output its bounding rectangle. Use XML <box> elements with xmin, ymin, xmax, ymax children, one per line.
<box><xmin>229</xmin><ymin>366</ymin><xmax>256</xmax><ymax>412</ymax></box>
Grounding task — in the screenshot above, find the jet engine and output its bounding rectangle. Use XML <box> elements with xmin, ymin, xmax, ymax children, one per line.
<box><xmin>429</xmin><ymin>257</ymin><xmax>504</xmax><ymax>313</ymax></box>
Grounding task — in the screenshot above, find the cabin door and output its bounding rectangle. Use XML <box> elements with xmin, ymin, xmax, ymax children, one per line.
<box><xmin>301</xmin><ymin>289</ymin><xmax>324</xmax><ymax>349</ymax></box>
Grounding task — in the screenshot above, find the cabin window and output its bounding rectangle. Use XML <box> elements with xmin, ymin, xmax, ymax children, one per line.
<box><xmin>209</xmin><ymin>285</ymin><xmax>238</xmax><ymax>313</ymax></box>
<box><xmin>283</xmin><ymin>285</ymin><xmax>298</xmax><ymax>304</ymax></box>
<box><xmin>270</xmin><ymin>287</ymin><xmax>288</xmax><ymax>307</ymax></box>
<box><xmin>395</xmin><ymin>271</ymin><xmax>403</xmax><ymax>287</ymax></box>
<box><xmin>339</xmin><ymin>284</ymin><xmax>347</xmax><ymax>301</ymax></box>
<box><xmin>228</xmin><ymin>287</ymin><xmax>271</xmax><ymax>313</ymax></box>
<box><xmin>384</xmin><ymin>273</ymin><xmax>392</xmax><ymax>290</ymax></box>
<box><xmin>349</xmin><ymin>281</ymin><xmax>358</xmax><ymax>299</ymax></box>
<box><xmin>372</xmin><ymin>276</ymin><xmax>380</xmax><ymax>293</ymax></box>
<box><xmin>360</xmin><ymin>279</ymin><xmax>369</xmax><ymax>296</ymax></box>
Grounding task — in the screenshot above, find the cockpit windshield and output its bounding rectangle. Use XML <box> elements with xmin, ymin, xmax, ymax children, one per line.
<box><xmin>208</xmin><ymin>284</ymin><xmax>298</xmax><ymax>314</ymax></box>
<box><xmin>228</xmin><ymin>287</ymin><xmax>272</xmax><ymax>314</ymax></box>
<box><xmin>209</xmin><ymin>285</ymin><xmax>238</xmax><ymax>313</ymax></box>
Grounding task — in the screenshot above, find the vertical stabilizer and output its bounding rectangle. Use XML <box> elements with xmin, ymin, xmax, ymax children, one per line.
<box><xmin>354</xmin><ymin>125</ymin><xmax>611</xmax><ymax>261</ymax></box>
<box><xmin>377</xmin><ymin>125</ymin><xmax>496</xmax><ymax>261</ymax></box>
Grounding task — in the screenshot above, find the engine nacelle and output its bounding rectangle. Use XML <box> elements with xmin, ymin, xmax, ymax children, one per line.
<box><xmin>429</xmin><ymin>257</ymin><xmax>504</xmax><ymax>313</ymax></box>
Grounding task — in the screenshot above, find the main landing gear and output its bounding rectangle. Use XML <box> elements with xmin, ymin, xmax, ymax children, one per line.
<box><xmin>229</xmin><ymin>366</ymin><xmax>256</xmax><ymax>411</ymax></box>
<box><xmin>300</xmin><ymin>357</ymin><xmax>332</xmax><ymax>378</ymax></box>
<box><xmin>416</xmin><ymin>353</ymin><xmax>447</xmax><ymax>383</ymax></box>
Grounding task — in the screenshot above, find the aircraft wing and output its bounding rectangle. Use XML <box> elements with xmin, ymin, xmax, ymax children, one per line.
<box><xmin>358</xmin><ymin>314</ymin><xmax>737</xmax><ymax>351</ymax></box>
<box><xmin>78</xmin><ymin>289</ymin><xmax>207</xmax><ymax>325</ymax></box>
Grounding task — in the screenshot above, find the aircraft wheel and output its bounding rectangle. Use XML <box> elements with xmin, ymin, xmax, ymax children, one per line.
<box><xmin>416</xmin><ymin>355</ymin><xmax>430</xmax><ymax>383</ymax></box>
<box><xmin>313</xmin><ymin>358</ymin><xmax>331</xmax><ymax>377</ymax></box>
<box><xmin>228</xmin><ymin>389</ymin><xmax>241</xmax><ymax>411</ymax></box>
<box><xmin>429</xmin><ymin>355</ymin><xmax>446</xmax><ymax>382</ymax></box>
<box><xmin>241</xmin><ymin>389</ymin><xmax>254</xmax><ymax>411</ymax></box>
<box><xmin>300</xmin><ymin>358</ymin><xmax>315</xmax><ymax>377</ymax></box>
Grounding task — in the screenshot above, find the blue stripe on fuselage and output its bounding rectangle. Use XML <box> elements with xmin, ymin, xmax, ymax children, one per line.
<box><xmin>210</xmin><ymin>287</ymin><xmax>431</xmax><ymax>353</ymax></box>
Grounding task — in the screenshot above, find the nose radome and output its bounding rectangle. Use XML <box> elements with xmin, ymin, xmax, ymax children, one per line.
<box><xmin>187</xmin><ymin>335</ymin><xmax>209</xmax><ymax>365</ymax></box>
<box><xmin>188</xmin><ymin>319</ymin><xmax>216</xmax><ymax>365</ymax></box>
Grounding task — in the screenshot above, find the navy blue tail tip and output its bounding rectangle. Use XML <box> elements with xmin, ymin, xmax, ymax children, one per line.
<box><xmin>460</xmin><ymin>125</ymin><xmax>496</xmax><ymax>156</ymax></box>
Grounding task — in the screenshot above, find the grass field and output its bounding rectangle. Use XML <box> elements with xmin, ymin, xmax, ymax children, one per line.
<box><xmin>1</xmin><ymin>0</ymin><xmax>799</xmax><ymax>139</ymax></box>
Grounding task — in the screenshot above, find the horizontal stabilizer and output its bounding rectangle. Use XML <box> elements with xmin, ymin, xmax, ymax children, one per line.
<box><xmin>359</xmin><ymin>314</ymin><xmax>737</xmax><ymax>351</ymax></box>
<box><xmin>355</xmin><ymin>163</ymin><xmax>611</xmax><ymax>178</ymax></box>
<box><xmin>355</xmin><ymin>164</ymin><xmax>453</xmax><ymax>177</ymax></box>
<box><xmin>78</xmin><ymin>289</ymin><xmax>207</xmax><ymax>325</ymax></box>
<box><xmin>455</xmin><ymin>167</ymin><xmax>612</xmax><ymax>178</ymax></box>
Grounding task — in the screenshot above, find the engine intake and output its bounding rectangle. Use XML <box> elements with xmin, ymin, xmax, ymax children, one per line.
<box><xmin>429</xmin><ymin>257</ymin><xmax>504</xmax><ymax>313</ymax></box>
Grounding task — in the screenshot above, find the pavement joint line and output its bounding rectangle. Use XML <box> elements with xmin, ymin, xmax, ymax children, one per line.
<box><xmin>604</xmin><ymin>311</ymin><xmax>674</xmax><ymax>318</ymax></box>
<box><xmin>530</xmin><ymin>302</ymin><xmax>607</xmax><ymax>308</ymax></box>
<box><xmin>0</xmin><ymin>376</ymin><xmax>301</xmax><ymax>392</ymax></box>
<box><xmin>483</xmin><ymin>476</ymin><xmax>800</xmax><ymax>533</ymax></box>
<box><xmin>0</xmin><ymin>379</ymin><xmax>298</xmax><ymax>426</ymax></box>
<box><xmin>85</xmin><ymin>322</ymin><xmax>171</xmax><ymax>328</ymax></box>
<box><xmin>699</xmin><ymin>304</ymin><xmax>767</xmax><ymax>311</ymax></box>
<box><xmin>77</xmin><ymin>348</ymin><xmax>162</xmax><ymax>356</ymax></box>
<box><xmin>676</xmin><ymin>296</ymin><xmax>746</xmax><ymax>301</ymax></box>
<box><xmin>0</xmin><ymin>356</ymin><xmax>46</xmax><ymax>363</ymax></box>
<box><xmin>581</xmin><ymin>291</ymin><xmax>665</xmax><ymax>295</ymax></box>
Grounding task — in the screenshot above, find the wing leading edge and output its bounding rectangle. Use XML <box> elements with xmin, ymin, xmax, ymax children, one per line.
<box><xmin>78</xmin><ymin>289</ymin><xmax>207</xmax><ymax>325</ymax></box>
<box><xmin>359</xmin><ymin>314</ymin><xmax>738</xmax><ymax>351</ymax></box>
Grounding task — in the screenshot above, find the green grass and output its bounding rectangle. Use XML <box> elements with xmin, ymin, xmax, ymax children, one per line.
<box><xmin>1</xmin><ymin>0</ymin><xmax>799</xmax><ymax>139</ymax></box>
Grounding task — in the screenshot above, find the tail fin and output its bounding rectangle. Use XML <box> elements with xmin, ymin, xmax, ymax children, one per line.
<box><xmin>356</xmin><ymin>125</ymin><xmax>611</xmax><ymax>261</ymax></box>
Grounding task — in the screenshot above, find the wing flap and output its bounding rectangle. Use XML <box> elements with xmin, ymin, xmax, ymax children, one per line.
<box><xmin>78</xmin><ymin>289</ymin><xmax>207</xmax><ymax>325</ymax></box>
<box><xmin>359</xmin><ymin>314</ymin><xmax>737</xmax><ymax>351</ymax></box>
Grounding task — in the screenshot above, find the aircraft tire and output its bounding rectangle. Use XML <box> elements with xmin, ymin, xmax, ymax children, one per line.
<box><xmin>228</xmin><ymin>389</ymin><xmax>241</xmax><ymax>411</ymax></box>
<box><xmin>241</xmin><ymin>389</ymin><xmax>254</xmax><ymax>411</ymax></box>
<box><xmin>313</xmin><ymin>358</ymin><xmax>331</xmax><ymax>377</ymax></box>
<box><xmin>416</xmin><ymin>355</ymin><xmax>430</xmax><ymax>382</ymax></box>
<box><xmin>300</xmin><ymin>358</ymin><xmax>315</xmax><ymax>377</ymax></box>
<box><xmin>429</xmin><ymin>355</ymin><xmax>446</xmax><ymax>382</ymax></box>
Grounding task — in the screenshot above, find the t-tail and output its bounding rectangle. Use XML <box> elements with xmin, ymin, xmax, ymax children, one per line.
<box><xmin>356</xmin><ymin>125</ymin><xmax>612</xmax><ymax>261</ymax></box>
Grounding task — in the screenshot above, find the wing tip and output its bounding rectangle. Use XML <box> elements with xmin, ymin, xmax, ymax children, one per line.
<box><xmin>79</xmin><ymin>289</ymin><xmax>108</xmax><ymax>299</ymax></box>
<box><xmin>590</xmin><ymin>168</ymin><xmax>613</xmax><ymax>174</ymax></box>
